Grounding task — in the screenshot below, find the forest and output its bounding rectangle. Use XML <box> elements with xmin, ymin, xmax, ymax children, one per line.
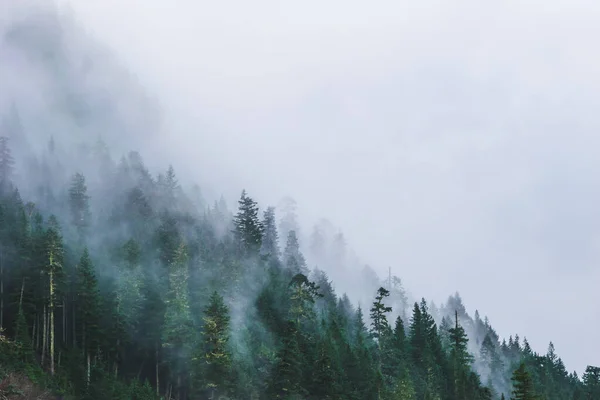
<box><xmin>1</xmin><ymin>2</ymin><xmax>599</xmax><ymax>400</ymax></box>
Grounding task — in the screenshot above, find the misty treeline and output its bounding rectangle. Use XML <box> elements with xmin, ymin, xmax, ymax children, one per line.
<box><xmin>0</xmin><ymin>135</ymin><xmax>599</xmax><ymax>400</ymax></box>
<box><xmin>0</xmin><ymin>2</ymin><xmax>599</xmax><ymax>400</ymax></box>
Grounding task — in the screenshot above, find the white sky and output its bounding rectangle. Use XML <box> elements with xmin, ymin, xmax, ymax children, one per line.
<box><xmin>54</xmin><ymin>0</ymin><xmax>600</xmax><ymax>373</ymax></box>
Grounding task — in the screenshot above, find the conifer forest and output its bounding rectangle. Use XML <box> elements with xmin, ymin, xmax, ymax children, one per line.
<box><xmin>0</xmin><ymin>2</ymin><xmax>599</xmax><ymax>400</ymax></box>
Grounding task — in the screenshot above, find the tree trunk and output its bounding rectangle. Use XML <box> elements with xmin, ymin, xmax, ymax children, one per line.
<box><xmin>36</xmin><ymin>312</ymin><xmax>41</xmax><ymax>350</ymax></box>
<box><xmin>32</xmin><ymin>316</ymin><xmax>36</xmax><ymax>349</ymax></box>
<box><xmin>86</xmin><ymin>352</ymin><xmax>91</xmax><ymax>386</ymax></box>
<box><xmin>72</xmin><ymin>297</ymin><xmax>76</xmax><ymax>348</ymax></box>
<box><xmin>42</xmin><ymin>305</ymin><xmax>47</xmax><ymax>366</ymax></box>
<box><xmin>0</xmin><ymin>248</ymin><xmax>4</xmax><ymax>332</ymax></box>
<box><xmin>155</xmin><ymin>342</ymin><xmax>160</xmax><ymax>397</ymax></box>
<box><xmin>49</xmin><ymin>270</ymin><xmax>55</xmax><ymax>376</ymax></box>
<box><xmin>166</xmin><ymin>383</ymin><xmax>172</xmax><ymax>400</ymax></box>
<box><xmin>62</xmin><ymin>298</ymin><xmax>66</xmax><ymax>345</ymax></box>
<box><xmin>82</xmin><ymin>321</ymin><xmax>86</xmax><ymax>358</ymax></box>
<box><xmin>114</xmin><ymin>338</ymin><xmax>120</xmax><ymax>378</ymax></box>
<box><xmin>137</xmin><ymin>359</ymin><xmax>146</xmax><ymax>380</ymax></box>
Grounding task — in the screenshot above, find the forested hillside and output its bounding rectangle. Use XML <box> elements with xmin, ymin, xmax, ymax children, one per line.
<box><xmin>0</xmin><ymin>2</ymin><xmax>599</xmax><ymax>400</ymax></box>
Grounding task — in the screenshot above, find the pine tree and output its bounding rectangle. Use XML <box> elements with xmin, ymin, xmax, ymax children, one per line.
<box><xmin>448</xmin><ymin>310</ymin><xmax>473</xmax><ymax>399</ymax></box>
<box><xmin>278</xmin><ymin>197</ymin><xmax>299</xmax><ymax>249</ymax></box>
<box><xmin>68</xmin><ymin>173</ymin><xmax>91</xmax><ymax>240</ymax></box>
<box><xmin>288</xmin><ymin>273</ymin><xmax>322</xmax><ymax>326</ymax></box>
<box><xmin>0</xmin><ymin>136</ymin><xmax>15</xmax><ymax>189</ymax></box>
<box><xmin>233</xmin><ymin>190</ymin><xmax>264</xmax><ymax>254</ymax></box>
<box><xmin>76</xmin><ymin>248</ymin><xmax>101</xmax><ymax>386</ymax></box>
<box><xmin>480</xmin><ymin>333</ymin><xmax>503</xmax><ymax>385</ymax></box>
<box><xmin>582</xmin><ymin>365</ymin><xmax>600</xmax><ymax>399</ymax></box>
<box><xmin>44</xmin><ymin>215</ymin><xmax>64</xmax><ymax>376</ymax></box>
<box><xmin>283</xmin><ymin>231</ymin><xmax>307</xmax><ymax>275</ymax></box>
<box><xmin>196</xmin><ymin>291</ymin><xmax>231</xmax><ymax>399</ymax></box>
<box><xmin>269</xmin><ymin>320</ymin><xmax>303</xmax><ymax>399</ymax></box>
<box><xmin>311</xmin><ymin>336</ymin><xmax>340</xmax><ymax>399</ymax></box>
<box><xmin>162</xmin><ymin>243</ymin><xmax>193</xmax><ymax>399</ymax></box>
<box><xmin>260</xmin><ymin>206</ymin><xmax>280</xmax><ymax>259</ymax></box>
<box><xmin>510</xmin><ymin>363</ymin><xmax>537</xmax><ymax>400</ymax></box>
<box><xmin>370</xmin><ymin>287</ymin><xmax>392</xmax><ymax>344</ymax></box>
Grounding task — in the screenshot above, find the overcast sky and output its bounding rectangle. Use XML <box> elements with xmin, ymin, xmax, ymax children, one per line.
<box><xmin>54</xmin><ymin>0</ymin><xmax>600</xmax><ymax>373</ymax></box>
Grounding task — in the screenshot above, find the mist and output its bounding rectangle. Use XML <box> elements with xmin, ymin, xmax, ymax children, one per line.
<box><xmin>3</xmin><ymin>0</ymin><xmax>598</xmax><ymax>381</ymax></box>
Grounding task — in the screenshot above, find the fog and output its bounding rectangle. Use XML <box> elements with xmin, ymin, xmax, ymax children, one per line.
<box><xmin>7</xmin><ymin>0</ymin><xmax>600</xmax><ymax>374</ymax></box>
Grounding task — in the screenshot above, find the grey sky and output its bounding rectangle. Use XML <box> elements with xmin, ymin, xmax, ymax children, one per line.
<box><xmin>56</xmin><ymin>0</ymin><xmax>599</xmax><ymax>372</ymax></box>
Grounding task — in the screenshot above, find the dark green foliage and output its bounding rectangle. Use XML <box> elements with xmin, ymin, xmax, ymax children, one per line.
<box><xmin>194</xmin><ymin>291</ymin><xmax>231</xmax><ymax>398</ymax></box>
<box><xmin>233</xmin><ymin>190</ymin><xmax>264</xmax><ymax>254</ymax></box>
<box><xmin>582</xmin><ymin>366</ymin><xmax>600</xmax><ymax>399</ymax></box>
<box><xmin>510</xmin><ymin>363</ymin><xmax>537</xmax><ymax>400</ymax></box>
<box><xmin>0</xmin><ymin>139</ymin><xmax>587</xmax><ymax>400</ymax></box>
<box><xmin>283</xmin><ymin>230</ymin><xmax>308</xmax><ymax>275</ymax></box>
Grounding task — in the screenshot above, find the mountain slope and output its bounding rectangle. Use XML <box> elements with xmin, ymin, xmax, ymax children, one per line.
<box><xmin>0</xmin><ymin>2</ymin><xmax>598</xmax><ymax>400</ymax></box>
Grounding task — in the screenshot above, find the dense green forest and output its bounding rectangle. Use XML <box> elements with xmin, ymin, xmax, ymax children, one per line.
<box><xmin>0</xmin><ymin>137</ymin><xmax>599</xmax><ymax>400</ymax></box>
<box><xmin>0</xmin><ymin>2</ymin><xmax>599</xmax><ymax>400</ymax></box>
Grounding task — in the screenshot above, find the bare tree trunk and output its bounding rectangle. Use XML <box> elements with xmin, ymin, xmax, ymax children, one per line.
<box><xmin>114</xmin><ymin>338</ymin><xmax>120</xmax><ymax>378</ymax></box>
<box><xmin>166</xmin><ymin>383</ymin><xmax>171</xmax><ymax>400</ymax></box>
<box><xmin>72</xmin><ymin>298</ymin><xmax>76</xmax><ymax>348</ymax></box>
<box><xmin>42</xmin><ymin>304</ymin><xmax>47</xmax><ymax>366</ymax></box>
<box><xmin>86</xmin><ymin>352</ymin><xmax>91</xmax><ymax>386</ymax></box>
<box><xmin>177</xmin><ymin>375</ymin><xmax>181</xmax><ymax>400</ymax></box>
<box><xmin>62</xmin><ymin>298</ymin><xmax>66</xmax><ymax>345</ymax></box>
<box><xmin>49</xmin><ymin>270</ymin><xmax>55</xmax><ymax>376</ymax></box>
<box><xmin>0</xmin><ymin>248</ymin><xmax>4</xmax><ymax>332</ymax></box>
<box><xmin>155</xmin><ymin>342</ymin><xmax>160</xmax><ymax>397</ymax></box>
<box><xmin>32</xmin><ymin>316</ymin><xmax>36</xmax><ymax>349</ymax></box>
<box><xmin>36</xmin><ymin>313</ymin><xmax>41</xmax><ymax>350</ymax></box>
<box><xmin>82</xmin><ymin>321</ymin><xmax>86</xmax><ymax>358</ymax></box>
<box><xmin>137</xmin><ymin>359</ymin><xmax>146</xmax><ymax>380</ymax></box>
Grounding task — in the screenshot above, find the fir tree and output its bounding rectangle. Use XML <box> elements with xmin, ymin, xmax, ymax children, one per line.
<box><xmin>269</xmin><ymin>320</ymin><xmax>304</xmax><ymax>399</ymax></box>
<box><xmin>68</xmin><ymin>173</ymin><xmax>91</xmax><ymax>240</ymax></box>
<box><xmin>448</xmin><ymin>310</ymin><xmax>473</xmax><ymax>399</ymax></box>
<box><xmin>162</xmin><ymin>243</ymin><xmax>193</xmax><ymax>399</ymax></box>
<box><xmin>260</xmin><ymin>206</ymin><xmax>280</xmax><ymax>259</ymax></box>
<box><xmin>233</xmin><ymin>190</ymin><xmax>264</xmax><ymax>254</ymax></box>
<box><xmin>370</xmin><ymin>287</ymin><xmax>392</xmax><ymax>343</ymax></box>
<box><xmin>288</xmin><ymin>273</ymin><xmax>322</xmax><ymax>326</ymax></box>
<box><xmin>42</xmin><ymin>216</ymin><xmax>65</xmax><ymax>376</ymax></box>
<box><xmin>510</xmin><ymin>363</ymin><xmax>537</xmax><ymax>400</ymax></box>
<box><xmin>582</xmin><ymin>365</ymin><xmax>600</xmax><ymax>399</ymax></box>
<box><xmin>196</xmin><ymin>291</ymin><xmax>231</xmax><ymax>398</ymax></box>
<box><xmin>76</xmin><ymin>248</ymin><xmax>101</xmax><ymax>386</ymax></box>
<box><xmin>0</xmin><ymin>136</ymin><xmax>15</xmax><ymax>189</ymax></box>
<box><xmin>283</xmin><ymin>230</ymin><xmax>307</xmax><ymax>275</ymax></box>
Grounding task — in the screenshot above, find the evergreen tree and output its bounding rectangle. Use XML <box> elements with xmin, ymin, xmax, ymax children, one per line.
<box><xmin>370</xmin><ymin>287</ymin><xmax>392</xmax><ymax>344</ymax></box>
<box><xmin>288</xmin><ymin>273</ymin><xmax>322</xmax><ymax>326</ymax></box>
<box><xmin>269</xmin><ymin>320</ymin><xmax>304</xmax><ymax>399</ymax></box>
<box><xmin>448</xmin><ymin>310</ymin><xmax>473</xmax><ymax>399</ymax></box>
<box><xmin>0</xmin><ymin>136</ymin><xmax>15</xmax><ymax>189</ymax></box>
<box><xmin>283</xmin><ymin>230</ymin><xmax>307</xmax><ymax>275</ymax></box>
<box><xmin>278</xmin><ymin>196</ymin><xmax>299</xmax><ymax>249</ymax></box>
<box><xmin>195</xmin><ymin>291</ymin><xmax>231</xmax><ymax>398</ymax></box>
<box><xmin>68</xmin><ymin>173</ymin><xmax>91</xmax><ymax>239</ymax></box>
<box><xmin>260</xmin><ymin>206</ymin><xmax>280</xmax><ymax>259</ymax></box>
<box><xmin>44</xmin><ymin>215</ymin><xmax>65</xmax><ymax>376</ymax></box>
<box><xmin>162</xmin><ymin>243</ymin><xmax>193</xmax><ymax>399</ymax></box>
<box><xmin>76</xmin><ymin>248</ymin><xmax>101</xmax><ymax>386</ymax></box>
<box><xmin>582</xmin><ymin>365</ymin><xmax>600</xmax><ymax>399</ymax></box>
<box><xmin>233</xmin><ymin>190</ymin><xmax>264</xmax><ymax>254</ymax></box>
<box><xmin>510</xmin><ymin>363</ymin><xmax>537</xmax><ymax>400</ymax></box>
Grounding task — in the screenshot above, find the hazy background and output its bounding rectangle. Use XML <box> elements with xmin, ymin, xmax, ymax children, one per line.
<box><xmin>46</xmin><ymin>0</ymin><xmax>600</xmax><ymax>373</ymax></box>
